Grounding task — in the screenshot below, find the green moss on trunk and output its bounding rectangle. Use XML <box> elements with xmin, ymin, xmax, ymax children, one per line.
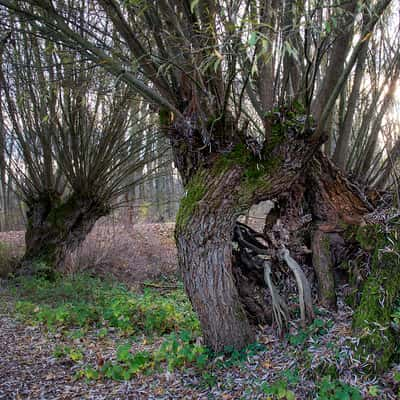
<box><xmin>175</xmin><ymin>145</ymin><xmax>282</xmax><ymax>234</ymax></box>
<box><xmin>175</xmin><ymin>171</ymin><xmax>207</xmax><ymax>233</ymax></box>
<box><xmin>352</xmin><ymin>224</ymin><xmax>400</xmax><ymax>372</ymax></box>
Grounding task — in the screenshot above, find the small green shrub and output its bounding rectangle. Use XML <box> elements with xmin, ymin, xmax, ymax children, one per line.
<box><xmin>316</xmin><ymin>376</ymin><xmax>362</xmax><ymax>400</ymax></box>
<box><xmin>287</xmin><ymin>318</ymin><xmax>333</xmax><ymax>347</ymax></box>
<box><xmin>391</xmin><ymin>304</ymin><xmax>400</xmax><ymax>326</ymax></box>
<box><xmin>53</xmin><ymin>344</ymin><xmax>84</xmax><ymax>362</ymax></box>
<box><xmin>154</xmin><ymin>331</ymin><xmax>209</xmax><ymax>371</ymax></box>
<box><xmin>13</xmin><ymin>274</ymin><xmax>199</xmax><ymax>336</ymax></box>
<box><xmin>261</xmin><ymin>379</ymin><xmax>296</xmax><ymax>400</ymax></box>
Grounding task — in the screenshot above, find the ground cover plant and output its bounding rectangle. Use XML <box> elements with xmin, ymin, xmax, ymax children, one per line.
<box><xmin>2</xmin><ymin>270</ymin><xmax>397</xmax><ymax>398</ymax></box>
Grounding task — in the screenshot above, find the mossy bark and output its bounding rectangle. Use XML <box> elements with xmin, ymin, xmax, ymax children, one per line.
<box><xmin>21</xmin><ymin>193</ymin><xmax>109</xmax><ymax>276</ymax></box>
<box><xmin>174</xmin><ymin>131</ymin><xmax>321</xmax><ymax>351</ymax></box>
<box><xmin>175</xmin><ymin>166</ymin><xmax>256</xmax><ymax>352</ymax></box>
<box><xmin>171</xmin><ymin>108</ymin><xmax>371</xmax><ymax>351</ymax></box>
<box><xmin>352</xmin><ymin>224</ymin><xmax>400</xmax><ymax>372</ymax></box>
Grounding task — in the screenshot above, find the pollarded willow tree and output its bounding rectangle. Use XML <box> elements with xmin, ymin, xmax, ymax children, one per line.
<box><xmin>0</xmin><ymin>22</ymin><xmax>164</xmax><ymax>272</ymax></box>
<box><xmin>1</xmin><ymin>0</ymin><xmax>398</xmax><ymax>358</ymax></box>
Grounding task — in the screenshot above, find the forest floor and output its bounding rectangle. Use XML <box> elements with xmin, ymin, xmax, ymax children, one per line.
<box><xmin>0</xmin><ymin>223</ymin><xmax>399</xmax><ymax>400</ymax></box>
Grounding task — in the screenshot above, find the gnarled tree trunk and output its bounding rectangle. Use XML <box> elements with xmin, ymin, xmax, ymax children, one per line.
<box><xmin>21</xmin><ymin>192</ymin><xmax>109</xmax><ymax>276</ymax></box>
<box><xmin>175</xmin><ymin>167</ymin><xmax>255</xmax><ymax>351</ymax></box>
<box><xmin>171</xmin><ymin>108</ymin><xmax>373</xmax><ymax>352</ymax></box>
<box><xmin>172</xmin><ymin>116</ymin><xmax>322</xmax><ymax>350</ymax></box>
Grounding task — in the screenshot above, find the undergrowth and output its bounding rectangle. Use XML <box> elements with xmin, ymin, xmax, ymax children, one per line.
<box><xmin>5</xmin><ymin>273</ymin><xmax>379</xmax><ymax>397</ymax></box>
<box><xmin>10</xmin><ymin>274</ymin><xmax>269</xmax><ymax>382</ymax></box>
<box><xmin>13</xmin><ymin>274</ymin><xmax>198</xmax><ymax>336</ymax></box>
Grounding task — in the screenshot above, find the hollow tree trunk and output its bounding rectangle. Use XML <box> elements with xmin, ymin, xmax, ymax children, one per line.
<box><xmin>172</xmin><ymin>115</ymin><xmax>323</xmax><ymax>351</ymax></box>
<box><xmin>21</xmin><ymin>192</ymin><xmax>109</xmax><ymax>276</ymax></box>
<box><xmin>171</xmin><ymin>106</ymin><xmax>371</xmax><ymax>351</ymax></box>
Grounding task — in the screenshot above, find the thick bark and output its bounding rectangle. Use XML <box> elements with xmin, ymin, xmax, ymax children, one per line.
<box><xmin>305</xmin><ymin>153</ymin><xmax>371</xmax><ymax>307</ymax></box>
<box><xmin>21</xmin><ymin>192</ymin><xmax>109</xmax><ymax>275</ymax></box>
<box><xmin>175</xmin><ymin>167</ymin><xmax>255</xmax><ymax>352</ymax></box>
<box><xmin>172</xmin><ymin>109</ymin><xmax>371</xmax><ymax>351</ymax></box>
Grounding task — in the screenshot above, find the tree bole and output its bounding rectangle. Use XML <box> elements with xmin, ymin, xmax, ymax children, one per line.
<box><xmin>21</xmin><ymin>193</ymin><xmax>109</xmax><ymax>275</ymax></box>
<box><xmin>175</xmin><ymin>167</ymin><xmax>255</xmax><ymax>351</ymax></box>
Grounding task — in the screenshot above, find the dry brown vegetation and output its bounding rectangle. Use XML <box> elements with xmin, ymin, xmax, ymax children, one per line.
<box><xmin>0</xmin><ymin>221</ymin><xmax>177</xmax><ymax>283</ymax></box>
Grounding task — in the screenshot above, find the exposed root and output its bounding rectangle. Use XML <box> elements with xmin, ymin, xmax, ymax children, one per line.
<box><xmin>233</xmin><ymin>222</ymin><xmax>314</xmax><ymax>334</ymax></box>
<box><xmin>279</xmin><ymin>247</ymin><xmax>314</xmax><ymax>325</ymax></box>
<box><xmin>263</xmin><ymin>259</ymin><xmax>289</xmax><ymax>335</ymax></box>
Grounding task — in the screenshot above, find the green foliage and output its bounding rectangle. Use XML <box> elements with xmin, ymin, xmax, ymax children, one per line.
<box><xmin>261</xmin><ymin>379</ymin><xmax>296</xmax><ymax>400</ymax></box>
<box><xmin>10</xmin><ymin>273</ymin><xmax>216</xmax><ymax>381</ymax></box>
<box><xmin>316</xmin><ymin>376</ymin><xmax>362</xmax><ymax>400</ymax></box>
<box><xmin>391</xmin><ymin>302</ymin><xmax>400</xmax><ymax>326</ymax></box>
<box><xmin>53</xmin><ymin>344</ymin><xmax>84</xmax><ymax>362</ymax></box>
<box><xmin>287</xmin><ymin>318</ymin><xmax>333</xmax><ymax>347</ymax></box>
<box><xmin>154</xmin><ymin>331</ymin><xmax>208</xmax><ymax>371</ymax></box>
<box><xmin>25</xmin><ymin>260</ymin><xmax>60</xmax><ymax>281</ymax></box>
<box><xmin>78</xmin><ymin>331</ymin><xmax>209</xmax><ymax>381</ymax></box>
<box><xmin>91</xmin><ymin>334</ymin><xmax>267</xmax><ymax>381</ymax></box>
<box><xmin>212</xmin><ymin>342</ymin><xmax>266</xmax><ymax>368</ymax></box>
<box><xmin>200</xmin><ymin>371</ymin><xmax>218</xmax><ymax>388</ymax></box>
<box><xmin>101</xmin><ymin>346</ymin><xmax>153</xmax><ymax>380</ymax></box>
<box><xmin>13</xmin><ymin>274</ymin><xmax>199</xmax><ymax>336</ymax></box>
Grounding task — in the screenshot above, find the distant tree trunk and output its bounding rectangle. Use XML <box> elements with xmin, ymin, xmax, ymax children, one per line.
<box><xmin>357</xmin><ymin>73</ymin><xmax>398</xmax><ymax>181</ymax></box>
<box><xmin>312</xmin><ymin>0</ymin><xmax>357</xmax><ymax>122</ymax></box>
<box><xmin>333</xmin><ymin>37</ymin><xmax>368</xmax><ymax>168</ymax></box>
<box><xmin>374</xmin><ymin>139</ymin><xmax>400</xmax><ymax>190</ymax></box>
<box><xmin>21</xmin><ymin>193</ymin><xmax>109</xmax><ymax>275</ymax></box>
